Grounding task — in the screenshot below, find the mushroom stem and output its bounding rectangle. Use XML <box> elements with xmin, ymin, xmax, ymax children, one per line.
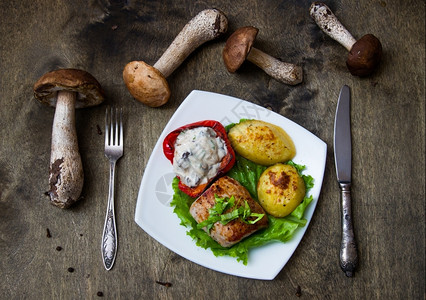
<box><xmin>49</xmin><ymin>90</ymin><xmax>83</xmax><ymax>208</ymax></box>
<box><xmin>247</xmin><ymin>47</ymin><xmax>303</xmax><ymax>85</ymax></box>
<box><xmin>153</xmin><ymin>8</ymin><xmax>228</xmax><ymax>78</ymax></box>
<box><xmin>309</xmin><ymin>2</ymin><xmax>356</xmax><ymax>51</ymax></box>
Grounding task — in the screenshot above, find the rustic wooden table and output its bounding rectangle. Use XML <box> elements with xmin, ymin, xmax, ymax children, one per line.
<box><xmin>1</xmin><ymin>0</ymin><xmax>424</xmax><ymax>299</ymax></box>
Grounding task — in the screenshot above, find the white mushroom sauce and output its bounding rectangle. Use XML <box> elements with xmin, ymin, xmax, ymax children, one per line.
<box><xmin>173</xmin><ymin>127</ymin><xmax>228</xmax><ymax>187</ymax></box>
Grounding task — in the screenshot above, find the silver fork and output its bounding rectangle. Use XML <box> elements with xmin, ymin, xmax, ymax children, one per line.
<box><xmin>101</xmin><ymin>107</ymin><xmax>123</xmax><ymax>270</ymax></box>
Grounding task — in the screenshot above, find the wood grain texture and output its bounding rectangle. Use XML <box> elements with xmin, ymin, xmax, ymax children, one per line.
<box><xmin>0</xmin><ymin>0</ymin><xmax>424</xmax><ymax>299</ymax></box>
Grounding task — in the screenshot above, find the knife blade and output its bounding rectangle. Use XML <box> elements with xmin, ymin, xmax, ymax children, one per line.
<box><xmin>334</xmin><ymin>85</ymin><xmax>358</xmax><ymax>277</ymax></box>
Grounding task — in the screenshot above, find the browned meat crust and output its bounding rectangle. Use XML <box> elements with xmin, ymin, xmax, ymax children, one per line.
<box><xmin>189</xmin><ymin>176</ymin><xmax>268</xmax><ymax>247</ymax></box>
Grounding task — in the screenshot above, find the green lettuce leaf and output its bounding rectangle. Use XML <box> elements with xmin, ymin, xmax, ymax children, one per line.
<box><xmin>224</xmin><ymin>119</ymin><xmax>251</xmax><ymax>132</ymax></box>
<box><xmin>226</xmin><ymin>155</ymin><xmax>267</xmax><ymax>198</ymax></box>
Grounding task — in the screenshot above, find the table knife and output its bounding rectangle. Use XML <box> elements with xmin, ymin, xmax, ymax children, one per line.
<box><xmin>334</xmin><ymin>85</ymin><xmax>358</xmax><ymax>277</ymax></box>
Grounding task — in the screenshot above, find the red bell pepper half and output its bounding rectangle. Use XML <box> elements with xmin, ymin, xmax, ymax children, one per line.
<box><xmin>163</xmin><ymin>120</ymin><xmax>235</xmax><ymax>198</ymax></box>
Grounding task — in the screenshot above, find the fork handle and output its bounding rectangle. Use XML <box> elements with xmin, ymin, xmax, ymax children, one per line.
<box><xmin>101</xmin><ymin>160</ymin><xmax>118</xmax><ymax>270</ymax></box>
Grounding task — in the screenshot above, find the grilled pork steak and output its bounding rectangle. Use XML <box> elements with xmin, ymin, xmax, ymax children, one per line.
<box><xmin>190</xmin><ymin>176</ymin><xmax>268</xmax><ymax>247</ymax></box>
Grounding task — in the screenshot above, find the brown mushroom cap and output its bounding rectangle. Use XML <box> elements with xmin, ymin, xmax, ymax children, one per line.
<box><xmin>346</xmin><ymin>34</ymin><xmax>383</xmax><ymax>77</ymax></box>
<box><xmin>223</xmin><ymin>26</ymin><xmax>259</xmax><ymax>72</ymax></box>
<box><xmin>33</xmin><ymin>69</ymin><xmax>105</xmax><ymax>108</ymax></box>
<box><xmin>122</xmin><ymin>61</ymin><xmax>171</xmax><ymax>108</ymax></box>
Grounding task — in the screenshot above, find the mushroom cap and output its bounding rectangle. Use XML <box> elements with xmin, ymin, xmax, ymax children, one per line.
<box><xmin>223</xmin><ymin>26</ymin><xmax>259</xmax><ymax>72</ymax></box>
<box><xmin>346</xmin><ymin>34</ymin><xmax>383</xmax><ymax>77</ymax></box>
<box><xmin>33</xmin><ymin>69</ymin><xmax>105</xmax><ymax>108</ymax></box>
<box><xmin>122</xmin><ymin>61</ymin><xmax>171</xmax><ymax>107</ymax></box>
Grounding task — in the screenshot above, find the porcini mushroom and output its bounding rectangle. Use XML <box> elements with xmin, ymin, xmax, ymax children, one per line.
<box><xmin>223</xmin><ymin>26</ymin><xmax>303</xmax><ymax>85</ymax></box>
<box><xmin>34</xmin><ymin>69</ymin><xmax>105</xmax><ymax>208</ymax></box>
<box><xmin>310</xmin><ymin>2</ymin><xmax>382</xmax><ymax>76</ymax></box>
<box><xmin>123</xmin><ymin>8</ymin><xmax>228</xmax><ymax>107</ymax></box>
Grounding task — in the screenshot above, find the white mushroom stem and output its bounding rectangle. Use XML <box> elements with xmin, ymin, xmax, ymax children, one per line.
<box><xmin>49</xmin><ymin>90</ymin><xmax>83</xmax><ymax>208</ymax></box>
<box><xmin>247</xmin><ymin>47</ymin><xmax>303</xmax><ymax>85</ymax></box>
<box><xmin>309</xmin><ymin>2</ymin><xmax>356</xmax><ymax>51</ymax></box>
<box><xmin>153</xmin><ymin>8</ymin><xmax>228</xmax><ymax>78</ymax></box>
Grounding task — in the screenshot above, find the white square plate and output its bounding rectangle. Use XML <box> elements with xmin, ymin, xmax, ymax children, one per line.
<box><xmin>135</xmin><ymin>90</ymin><xmax>327</xmax><ymax>280</ymax></box>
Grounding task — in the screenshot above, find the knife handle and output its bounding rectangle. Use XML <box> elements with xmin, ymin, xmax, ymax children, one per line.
<box><xmin>339</xmin><ymin>182</ymin><xmax>358</xmax><ymax>277</ymax></box>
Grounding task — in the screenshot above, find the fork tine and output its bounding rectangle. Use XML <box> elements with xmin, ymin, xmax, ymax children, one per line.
<box><xmin>112</xmin><ymin>107</ymin><xmax>116</xmax><ymax>145</ymax></box>
<box><xmin>115</xmin><ymin>107</ymin><xmax>119</xmax><ymax>146</ymax></box>
<box><xmin>119</xmin><ymin>108</ymin><xmax>123</xmax><ymax>147</ymax></box>
<box><xmin>105</xmin><ymin>107</ymin><xmax>123</xmax><ymax>148</ymax></box>
<box><xmin>105</xmin><ymin>108</ymin><xmax>110</xmax><ymax>147</ymax></box>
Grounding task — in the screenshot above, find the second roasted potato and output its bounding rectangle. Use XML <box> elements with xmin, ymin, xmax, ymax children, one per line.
<box><xmin>228</xmin><ymin>120</ymin><xmax>295</xmax><ymax>165</ymax></box>
<box><xmin>257</xmin><ymin>163</ymin><xmax>306</xmax><ymax>217</ymax></box>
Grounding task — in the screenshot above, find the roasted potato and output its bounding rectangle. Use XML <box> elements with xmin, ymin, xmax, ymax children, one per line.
<box><xmin>228</xmin><ymin>120</ymin><xmax>295</xmax><ymax>165</ymax></box>
<box><xmin>257</xmin><ymin>163</ymin><xmax>305</xmax><ymax>217</ymax></box>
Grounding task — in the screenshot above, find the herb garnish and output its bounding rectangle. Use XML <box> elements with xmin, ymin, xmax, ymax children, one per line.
<box><xmin>197</xmin><ymin>195</ymin><xmax>264</xmax><ymax>232</ymax></box>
